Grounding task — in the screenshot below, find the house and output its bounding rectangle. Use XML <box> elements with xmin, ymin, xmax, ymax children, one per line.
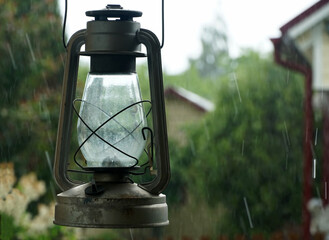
<box><xmin>272</xmin><ymin>1</ymin><xmax>329</xmax><ymax>239</ymax></box>
<box><xmin>278</xmin><ymin>0</ymin><xmax>329</xmax><ymax>91</ymax></box>
<box><xmin>164</xmin><ymin>86</ymin><xmax>214</xmax><ymax>145</ymax></box>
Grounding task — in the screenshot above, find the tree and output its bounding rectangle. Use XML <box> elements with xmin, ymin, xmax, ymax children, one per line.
<box><xmin>181</xmin><ymin>51</ymin><xmax>306</xmax><ymax>235</ymax></box>
<box><xmin>0</xmin><ymin>0</ymin><xmax>64</xmax><ymax>186</ymax></box>
<box><xmin>189</xmin><ymin>17</ymin><xmax>230</xmax><ymax>79</ymax></box>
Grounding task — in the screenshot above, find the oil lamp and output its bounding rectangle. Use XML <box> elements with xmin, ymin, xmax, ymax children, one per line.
<box><xmin>53</xmin><ymin>5</ymin><xmax>170</xmax><ymax>228</ymax></box>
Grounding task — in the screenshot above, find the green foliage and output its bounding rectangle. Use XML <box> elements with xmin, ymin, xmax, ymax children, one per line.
<box><xmin>0</xmin><ymin>213</ymin><xmax>17</xmax><ymax>240</ymax></box>
<box><xmin>0</xmin><ymin>0</ymin><xmax>64</xmax><ymax>190</ymax></box>
<box><xmin>21</xmin><ymin>225</ymin><xmax>77</xmax><ymax>240</ymax></box>
<box><xmin>0</xmin><ymin>0</ymin><xmax>64</xmax><ymax>105</ymax></box>
<box><xmin>163</xmin><ymin>139</ymin><xmax>191</xmax><ymax>204</ymax></box>
<box><xmin>137</xmin><ymin>62</ymin><xmax>220</xmax><ymax>102</ymax></box>
<box><xmin>86</xmin><ymin>230</ymin><xmax>122</xmax><ymax>240</ymax></box>
<box><xmin>177</xmin><ymin>51</ymin><xmax>305</xmax><ymax>235</ymax></box>
<box><xmin>138</xmin><ymin>44</ymin><xmax>308</xmax><ymax>237</ymax></box>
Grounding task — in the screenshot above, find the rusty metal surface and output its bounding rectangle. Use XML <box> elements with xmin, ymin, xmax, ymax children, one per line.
<box><xmin>54</xmin><ymin>182</ymin><xmax>169</xmax><ymax>228</ymax></box>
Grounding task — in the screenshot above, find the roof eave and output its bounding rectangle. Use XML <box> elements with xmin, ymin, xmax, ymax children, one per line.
<box><xmin>280</xmin><ymin>0</ymin><xmax>329</xmax><ymax>34</ymax></box>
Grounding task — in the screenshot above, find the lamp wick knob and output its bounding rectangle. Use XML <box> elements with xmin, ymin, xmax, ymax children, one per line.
<box><xmin>85</xmin><ymin>179</ymin><xmax>105</xmax><ymax>196</ymax></box>
<box><xmin>106</xmin><ymin>4</ymin><xmax>123</xmax><ymax>10</ymax></box>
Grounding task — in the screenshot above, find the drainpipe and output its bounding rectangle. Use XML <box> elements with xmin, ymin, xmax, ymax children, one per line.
<box><xmin>323</xmin><ymin>95</ymin><xmax>329</xmax><ymax>206</ymax></box>
<box><xmin>271</xmin><ymin>37</ymin><xmax>313</xmax><ymax>240</ymax></box>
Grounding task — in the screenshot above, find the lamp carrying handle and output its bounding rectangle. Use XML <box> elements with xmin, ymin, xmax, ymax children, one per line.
<box><xmin>137</xmin><ymin>29</ymin><xmax>171</xmax><ymax>195</ymax></box>
<box><xmin>54</xmin><ymin>30</ymin><xmax>86</xmax><ymax>191</ymax></box>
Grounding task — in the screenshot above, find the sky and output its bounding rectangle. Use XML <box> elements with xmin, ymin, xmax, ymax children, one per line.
<box><xmin>59</xmin><ymin>0</ymin><xmax>318</xmax><ymax>74</ymax></box>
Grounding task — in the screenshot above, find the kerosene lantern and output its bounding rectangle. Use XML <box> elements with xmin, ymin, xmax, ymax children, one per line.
<box><xmin>53</xmin><ymin>4</ymin><xmax>170</xmax><ymax>228</ymax></box>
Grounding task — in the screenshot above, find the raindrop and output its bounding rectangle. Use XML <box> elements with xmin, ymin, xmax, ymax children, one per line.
<box><xmin>286</xmin><ymin>70</ymin><xmax>290</xmax><ymax>84</ymax></box>
<box><xmin>25</xmin><ymin>33</ymin><xmax>36</xmax><ymax>62</ymax></box>
<box><xmin>49</xmin><ymin>182</ymin><xmax>56</xmax><ymax>200</ymax></box>
<box><xmin>129</xmin><ymin>229</ymin><xmax>134</xmax><ymax>240</ymax></box>
<box><xmin>189</xmin><ymin>139</ymin><xmax>196</xmax><ymax>156</ymax></box>
<box><xmin>285</xmin><ymin>152</ymin><xmax>289</xmax><ymax>170</ymax></box>
<box><xmin>232</xmin><ymin>98</ymin><xmax>238</xmax><ymax>120</ymax></box>
<box><xmin>313</xmin><ymin>158</ymin><xmax>317</xmax><ymax>179</ymax></box>
<box><xmin>282</xmin><ymin>129</ymin><xmax>289</xmax><ymax>169</ymax></box>
<box><xmin>325</xmin><ymin>181</ymin><xmax>328</xmax><ymax>200</ymax></box>
<box><xmin>243</xmin><ymin>196</ymin><xmax>253</xmax><ymax>229</ymax></box>
<box><xmin>241</xmin><ymin>140</ymin><xmax>245</xmax><ymax>156</ymax></box>
<box><xmin>6</xmin><ymin>43</ymin><xmax>17</xmax><ymax>69</ymax></box>
<box><xmin>310</xmin><ymin>143</ymin><xmax>317</xmax><ymax>170</ymax></box>
<box><xmin>284</xmin><ymin>121</ymin><xmax>290</xmax><ymax>146</ymax></box>
<box><xmin>47</xmin><ymin>132</ymin><xmax>54</xmax><ymax>148</ymax></box>
<box><xmin>232</xmin><ymin>72</ymin><xmax>242</xmax><ymax>103</ymax></box>
<box><xmin>203</xmin><ymin>120</ymin><xmax>210</xmax><ymax>141</ymax></box>
<box><xmin>316</xmin><ymin>186</ymin><xmax>321</xmax><ymax>199</ymax></box>
<box><xmin>315</xmin><ymin>127</ymin><xmax>319</xmax><ymax>146</ymax></box>
<box><xmin>45</xmin><ymin>151</ymin><xmax>53</xmax><ymax>175</ymax></box>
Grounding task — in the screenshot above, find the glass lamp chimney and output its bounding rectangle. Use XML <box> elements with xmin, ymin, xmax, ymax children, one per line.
<box><xmin>77</xmin><ymin>67</ymin><xmax>147</xmax><ymax>168</ymax></box>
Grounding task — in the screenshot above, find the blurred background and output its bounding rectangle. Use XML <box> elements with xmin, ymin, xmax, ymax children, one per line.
<box><xmin>0</xmin><ymin>0</ymin><xmax>328</xmax><ymax>239</ymax></box>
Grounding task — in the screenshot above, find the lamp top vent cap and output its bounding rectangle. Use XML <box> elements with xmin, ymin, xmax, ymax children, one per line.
<box><xmin>86</xmin><ymin>4</ymin><xmax>142</xmax><ymax>21</ymax></box>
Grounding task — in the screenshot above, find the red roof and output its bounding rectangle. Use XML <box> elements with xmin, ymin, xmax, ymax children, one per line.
<box><xmin>280</xmin><ymin>0</ymin><xmax>329</xmax><ymax>33</ymax></box>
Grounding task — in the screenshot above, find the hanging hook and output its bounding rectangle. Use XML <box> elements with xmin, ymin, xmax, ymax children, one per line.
<box><xmin>160</xmin><ymin>0</ymin><xmax>165</xmax><ymax>49</ymax></box>
<box><xmin>62</xmin><ymin>0</ymin><xmax>68</xmax><ymax>49</ymax></box>
<box><xmin>142</xmin><ymin>127</ymin><xmax>156</xmax><ymax>175</ymax></box>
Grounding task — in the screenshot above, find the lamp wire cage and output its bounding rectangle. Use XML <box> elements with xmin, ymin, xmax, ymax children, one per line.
<box><xmin>69</xmin><ymin>98</ymin><xmax>155</xmax><ymax>178</ymax></box>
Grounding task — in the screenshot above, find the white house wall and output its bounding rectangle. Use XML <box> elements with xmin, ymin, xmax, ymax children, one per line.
<box><xmin>293</xmin><ymin>22</ymin><xmax>327</xmax><ymax>91</ymax></box>
<box><xmin>322</xmin><ymin>24</ymin><xmax>329</xmax><ymax>90</ymax></box>
<box><xmin>313</xmin><ymin>23</ymin><xmax>324</xmax><ymax>91</ymax></box>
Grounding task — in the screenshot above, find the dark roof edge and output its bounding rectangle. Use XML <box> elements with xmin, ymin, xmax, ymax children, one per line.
<box><xmin>280</xmin><ymin>0</ymin><xmax>329</xmax><ymax>33</ymax></box>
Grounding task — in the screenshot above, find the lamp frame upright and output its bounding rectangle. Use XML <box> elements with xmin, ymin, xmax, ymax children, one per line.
<box><xmin>53</xmin><ymin>7</ymin><xmax>170</xmax><ymax>228</ymax></box>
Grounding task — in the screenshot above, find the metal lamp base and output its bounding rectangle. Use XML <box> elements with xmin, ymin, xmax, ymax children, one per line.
<box><xmin>54</xmin><ymin>182</ymin><xmax>168</xmax><ymax>228</ymax></box>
